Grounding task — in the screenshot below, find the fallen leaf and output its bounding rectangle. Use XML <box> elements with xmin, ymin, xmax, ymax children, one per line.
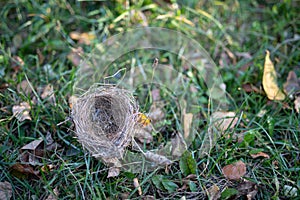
<box><xmin>134</xmin><ymin>127</ymin><xmax>153</xmax><ymax>144</ymax></box>
<box><xmin>250</xmin><ymin>152</ymin><xmax>270</xmax><ymax>159</ymax></box>
<box><xmin>69</xmin><ymin>31</ymin><xmax>96</xmax><ymax>45</ymax></box>
<box><xmin>21</xmin><ymin>138</ymin><xmax>43</xmax><ymax>151</ymax></box>
<box><xmin>256</xmin><ymin>109</ymin><xmax>267</xmax><ymax>117</ymax></box>
<box><xmin>144</xmin><ymin>151</ymin><xmax>172</xmax><ymax>166</ymax></box>
<box><xmin>262</xmin><ymin>50</ymin><xmax>285</xmax><ymax>100</ymax></box>
<box><xmin>242</xmin><ymin>83</ymin><xmax>264</xmax><ymax>94</ymax></box>
<box><xmin>207</xmin><ymin>184</ymin><xmax>220</xmax><ymax>200</ymax></box>
<box><xmin>12</xmin><ymin>102</ymin><xmax>32</xmax><ymax>122</ymax></box>
<box><xmin>133</xmin><ymin>178</ymin><xmax>142</xmax><ymax>196</ymax></box>
<box><xmin>137</xmin><ymin>113</ymin><xmax>151</xmax><ymax>127</ymax></box>
<box><xmin>183</xmin><ymin>113</ymin><xmax>193</xmax><ymax>140</ymax></box>
<box><xmin>294</xmin><ymin>96</ymin><xmax>300</xmax><ymax>113</ymax></box>
<box><xmin>17</xmin><ymin>80</ymin><xmax>32</xmax><ymax>96</ymax></box>
<box><xmin>283</xmin><ymin>71</ymin><xmax>300</xmax><ymax>97</ymax></box>
<box><xmin>11</xmin><ymin>56</ymin><xmax>24</xmax><ymax>73</ymax></box>
<box><xmin>211</xmin><ymin>111</ymin><xmax>238</xmax><ymax>132</ymax></box>
<box><xmin>236</xmin><ymin>181</ymin><xmax>257</xmax><ymax>199</ymax></box>
<box><xmin>151</xmin><ymin>89</ymin><xmax>161</xmax><ymax>101</ymax></box>
<box><xmin>41</xmin><ymin>84</ymin><xmax>56</xmax><ymax>105</ymax></box>
<box><xmin>171</xmin><ymin>132</ymin><xmax>187</xmax><ymax>157</ymax></box>
<box><xmin>10</xmin><ymin>163</ymin><xmax>39</xmax><ymax>178</ymax></box>
<box><xmin>222</xmin><ymin>160</ymin><xmax>246</xmax><ymax>180</ymax></box>
<box><xmin>41</xmin><ymin>164</ymin><xmax>56</xmax><ymax>173</ymax></box>
<box><xmin>0</xmin><ymin>83</ymin><xmax>9</xmax><ymax>91</ymax></box>
<box><xmin>107</xmin><ymin>167</ymin><xmax>120</xmax><ymax>178</ymax></box>
<box><xmin>67</xmin><ymin>47</ymin><xmax>84</xmax><ymax>67</ymax></box>
<box><xmin>45</xmin><ymin>187</ymin><xmax>59</xmax><ymax>200</ymax></box>
<box><xmin>148</xmin><ymin>104</ymin><xmax>165</xmax><ymax>122</ymax></box>
<box><xmin>0</xmin><ymin>181</ymin><xmax>12</xmax><ymax>200</ymax></box>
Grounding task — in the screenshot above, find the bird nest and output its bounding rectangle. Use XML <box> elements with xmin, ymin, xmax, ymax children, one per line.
<box><xmin>72</xmin><ymin>86</ymin><xmax>138</xmax><ymax>167</ymax></box>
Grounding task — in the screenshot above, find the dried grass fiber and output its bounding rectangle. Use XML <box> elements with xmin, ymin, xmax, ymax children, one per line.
<box><xmin>72</xmin><ymin>86</ymin><xmax>138</xmax><ymax>166</ymax></box>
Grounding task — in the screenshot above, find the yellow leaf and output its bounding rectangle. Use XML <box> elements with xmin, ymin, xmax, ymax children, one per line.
<box><xmin>137</xmin><ymin>113</ymin><xmax>151</xmax><ymax>127</ymax></box>
<box><xmin>262</xmin><ymin>50</ymin><xmax>285</xmax><ymax>100</ymax></box>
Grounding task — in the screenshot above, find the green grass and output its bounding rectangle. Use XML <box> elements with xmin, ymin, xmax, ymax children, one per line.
<box><xmin>1</xmin><ymin>0</ymin><xmax>299</xmax><ymax>199</ymax></box>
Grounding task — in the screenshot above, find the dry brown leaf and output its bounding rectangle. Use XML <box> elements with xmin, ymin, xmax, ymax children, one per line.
<box><xmin>17</xmin><ymin>80</ymin><xmax>32</xmax><ymax>96</ymax></box>
<box><xmin>242</xmin><ymin>83</ymin><xmax>264</xmax><ymax>94</ymax></box>
<box><xmin>236</xmin><ymin>181</ymin><xmax>257</xmax><ymax>199</ymax></box>
<box><xmin>211</xmin><ymin>111</ymin><xmax>238</xmax><ymax>132</ymax></box>
<box><xmin>148</xmin><ymin>104</ymin><xmax>164</xmax><ymax>122</ymax></box>
<box><xmin>45</xmin><ymin>187</ymin><xmax>59</xmax><ymax>200</ymax></box>
<box><xmin>250</xmin><ymin>152</ymin><xmax>270</xmax><ymax>159</ymax></box>
<box><xmin>207</xmin><ymin>184</ymin><xmax>220</xmax><ymax>200</ymax></box>
<box><xmin>11</xmin><ymin>55</ymin><xmax>24</xmax><ymax>73</ymax></box>
<box><xmin>222</xmin><ymin>160</ymin><xmax>246</xmax><ymax>180</ymax></box>
<box><xmin>41</xmin><ymin>164</ymin><xmax>56</xmax><ymax>173</ymax></box>
<box><xmin>107</xmin><ymin>167</ymin><xmax>120</xmax><ymax>178</ymax></box>
<box><xmin>10</xmin><ymin>163</ymin><xmax>39</xmax><ymax>178</ymax></box>
<box><xmin>69</xmin><ymin>31</ymin><xmax>96</xmax><ymax>45</ymax></box>
<box><xmin>12</xmin><ymin>102</ymin><xmax>32</xmax><ymax>122</ymax></box>
<box><xmin>183</xmin><ymin>113</ymin><xmax>193</xmax><ymax>140</ymax></box>
<box><xmin>41</xmin><ymin>84</ymin><xmax>56</xmax><ymax>105</ymax></box>
<box><xmin>0</xmin><ymin>181</ymin><xmax>12</xmax><ymax>200</ymax></box>
<box><xmin>67</xmin><ymin>47</ymin><xmax>84</xmax><ymax>67</ymax></box>
<box><xmin>283</xmin><ymin>71</ymin><xmax>300</xmax><ymax>97</ymax></box>
<box><xmin>144</xmin><ymin>151</ymin><xmax>172</xmax><ymax>166</ymax></box>
<box><xmin>21</xmin><ymin>138</ymin><xmax>43</xmax><ymax>151</ymax></box>
<box><xmin>151</xmin><ymin>89</ymin><xmax>161</xmax><ymax>101</ymax></box>
<box><xmin>133</xmin><ymin>178</ymin><xmax>142</xmax><ymax>196</ymax></box>
<box><xmin>171</xmin><ymin>132</ymin><xmax>187</xmax><ymax>157</ymax></box>
<box><xmin>262</xmin><ymin>50</ymin><xmax>285</xmax><ymax>100</ymax></box>
<box><xmin>294</xmin><ymin>96</ymin><xmax>300</xmax><ymax>113</ymax></box>
<box><xmin>134</xmin><ymin>127</ymin><xmax>153</xmax><ymax>144</ymax></box>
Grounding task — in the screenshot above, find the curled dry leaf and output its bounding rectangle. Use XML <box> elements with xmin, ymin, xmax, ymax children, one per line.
<box><xmin>12</xmin><ymin>102</ymin><xmax>32</xmax><ymax>122</ymax></box>
<box><xmin>21</xmin><ymin>138</ymin><xmax>43</xmax><ymax>151</ymax></box>
<box><xmin>242</xmin><ymin>83</ymin><xmax>264</xmax><ymax>94</ymax></box>
<box><xmin>0</xmin><ymin>181</ymin><xmax>12</xmax><ymax>200</ymax></box>
<box><xmin>148</xmin><ymin>103</ymin><xmax>165</xmax><ymax>122</ymax></box>
<box><xmin>250</xmin><ymin>152</ymin><xmax>270</xmax><ymax>159</ymax></box>
<box><xmin>294</xmin><ymin>96</ymin><xmax>300</xmax><ymax>113</ymax></box>
<box><xmin>183</xmin><ymin>113</ymin><xmax>193</xmax><ymax>140</ymax></box>
<box><xmin>69</xmin><ymin>31</ymin><xmax>96</xmax><ymax>45</ymax></box>
<box><xmin>207</xmin><ymin>184</ymin><xmax>220</xmax><ymax>200</ymax></box>
<box><xmin>45</xmin><ymin>187</ymin><xmax>59</xmax><ymax>200</ymax></box>
<box><xmin>67</xmin><ymin>47</ymin><xmax>84</xmax><ymax>67</ymax></box>
<box><xmin>211</xmin><ymin>111</ymin><xmax>238</xmax><ymax>132</ymax></box>
<box><xmin>222</xmin><ymin>160</ymin><xmax>246</xmax><ymax>180</ymax></box>
<box><xmin>237</xmin><ymin>181</ymin><xmax>257</xmax><ymax>199</ymax></box>
<box><xmin>283</xmin><ymin>71</ymin><xmax>300</xmax><ymax>97</ymax></box>
<box><xmin>17</xmin><ymin>80</ymin><xmax>32</xmax><ymax>96</ymax></box>
<box><xmin>107</xmin><ymin>167</ymin><xmax>120</xmax><ymax>178</ymax></box>
<box><xmin>171</xmin><ymin>132</ymin><xmax>187</xmax><ymax>157</ymax></box>
<box><xmin>133</xmin><ymin>178</ymin><xmax>142</xmax><ymax>196</ymax></box>
<box><xmin>144</xmin><ymin>151</ymin><xmax>172</xmax><ymax>166</ymax></box>
<box><xmin>41</xmin><ymin>84</ymin><xmax>56</xmax><ymax>105</ymax></box>
<box><xmin>10</xmin><ymin>163</ymin><xmax>39</xmax><ymax>178</ymax></box>
<box><xmin>262</xmin><ymin>50</ymin><xmax>285</xmax><ymax>100</ymax></box>
<box><xmin>151</xmin><ymin>89</ymin><xmax>161</xmax><ymax>101</ymax></box>
<box><xmin>134</xmin><ymin>127</ymin><xmax>153</xmax><ymax>144</ymax></box>
<box><xmin>137</xmin><ymin>113</ymin><xmax>151</xmax><ymax>127</ymax></box>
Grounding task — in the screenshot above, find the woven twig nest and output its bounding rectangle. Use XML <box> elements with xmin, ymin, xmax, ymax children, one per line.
<box><xmin>72</xmin><ymin>86</ymin><xmax>138</xmax><ymax>167</ymax></box>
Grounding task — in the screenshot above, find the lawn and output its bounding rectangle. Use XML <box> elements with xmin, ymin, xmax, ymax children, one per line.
<box><xmin>0</xmin><ymin>0</ymin><xmax>299</xmax><ymax>199</ymax></box>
